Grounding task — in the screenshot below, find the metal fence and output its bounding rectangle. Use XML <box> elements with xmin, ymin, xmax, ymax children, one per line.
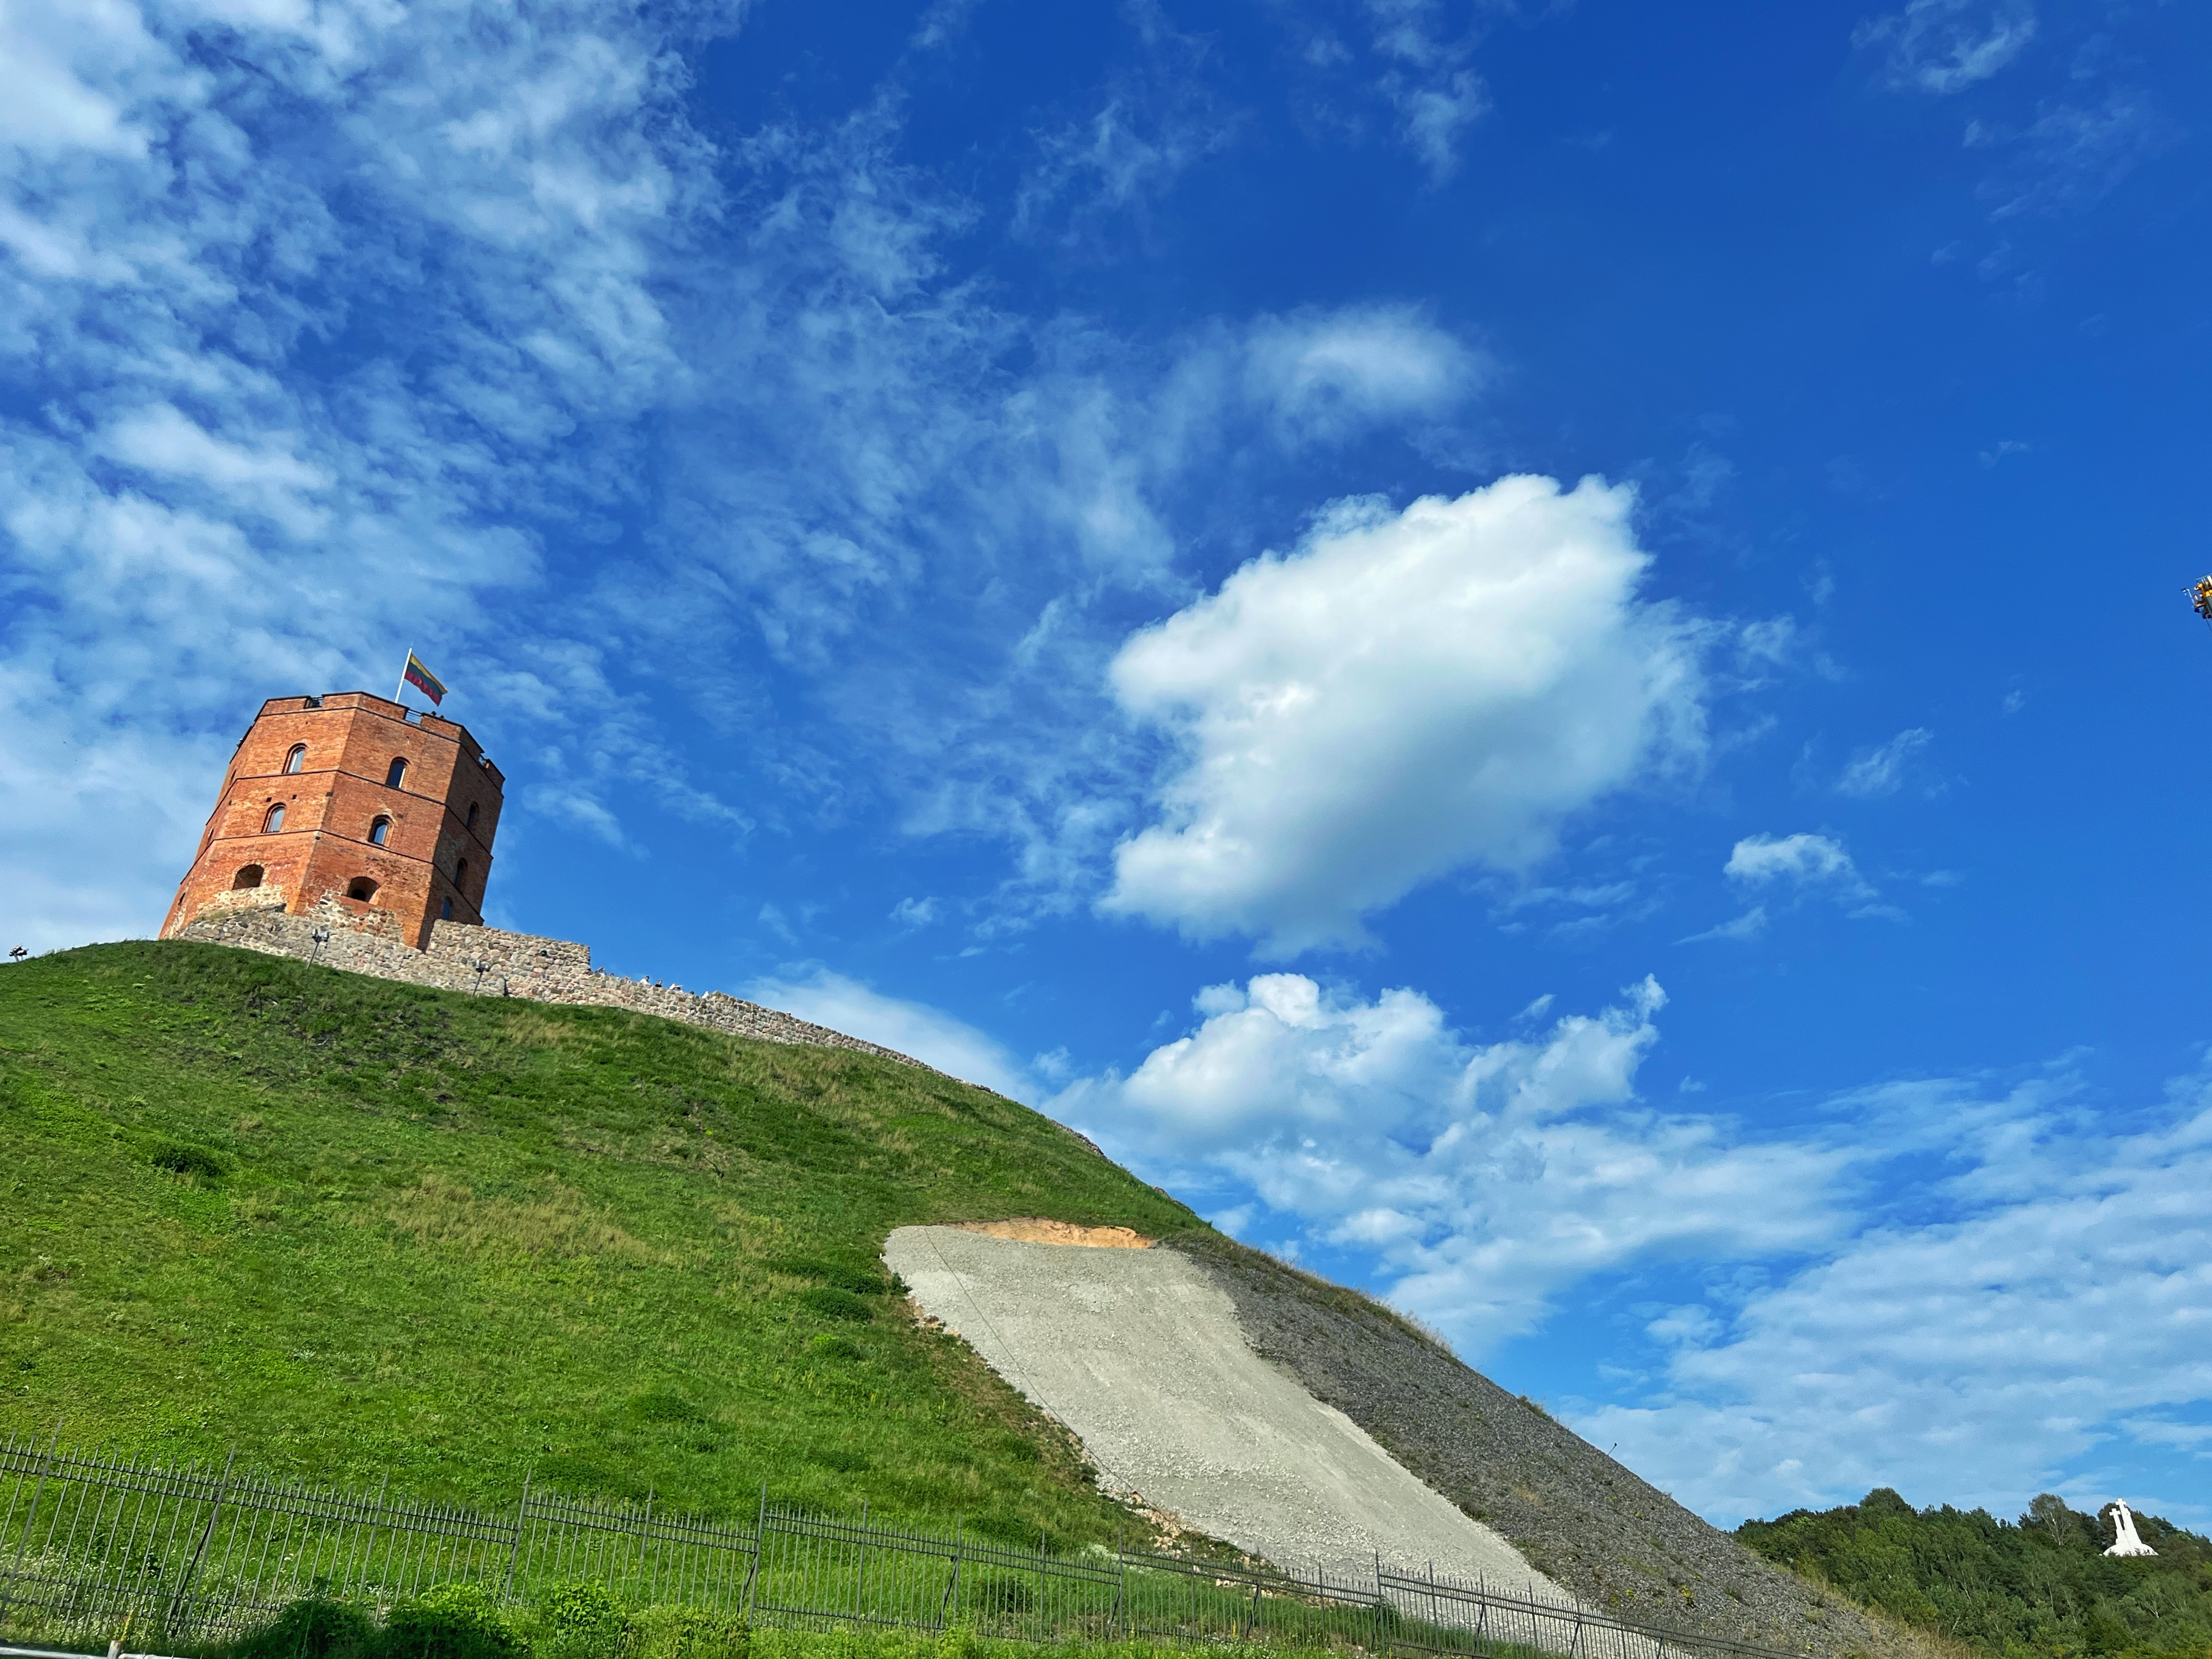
<box><xmin>0</xmin><ymin>1431</ymin><xmax>1795</xmax><ymax>1659</ymax></box>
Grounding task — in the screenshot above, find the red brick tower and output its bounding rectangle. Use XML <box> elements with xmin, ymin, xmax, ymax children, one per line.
<box><xmin>160</xmin><ymin>693</ymin><xmax>504</xmax><ymax>950</ymax></box>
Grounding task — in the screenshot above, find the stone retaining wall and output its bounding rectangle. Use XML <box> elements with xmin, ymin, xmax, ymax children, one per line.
<box><xmin>175</xmin><ymin>898</ymin><xmax>940</xmax><ymax>1076</ymax></box>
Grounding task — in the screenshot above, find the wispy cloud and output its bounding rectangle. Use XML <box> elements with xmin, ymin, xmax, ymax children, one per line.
<box><xmin>1974</xmin><ymin>91</ymin><xmax>2184</xmax><ymax>220</ymax></box>
<box><xmin>1581</xmin><ymin>1070</ymin><xmax>2212</xmax><ymax>1523</ymax></box>
<box><xmin>1836</xmin><ymin>727</ymin><xmax>1933</xmax><ymax>798</ymax></box>
<box><xmin>744</xmin><ymin>967</ymin><xmax>1036</xmax><ymax>1097</ymax></box>
<box><xmin>1855</xmin><ymin>0</ymin><xmax>2037</xmax><ymax>95</ymax></box>
<box><xmin>1012</xmin><ymin>1</ymin><xmax>1242</xmax><ymax>253</ymax></box>
<box><xmin>0</xmin><ymin>0</ymin><xmax>720</xmax><ymax>947</ymax></box>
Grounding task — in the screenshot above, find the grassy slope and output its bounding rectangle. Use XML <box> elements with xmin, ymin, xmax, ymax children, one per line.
<box><xmin>1738</xmin><ymin>1490</ymin><xmax>2212</xmax><ymax>1659</ymax></box>
<box><xmin>0</xmin><ymin>942</ymin><xmax>1201</xmax><ymax>1543</ymax></box>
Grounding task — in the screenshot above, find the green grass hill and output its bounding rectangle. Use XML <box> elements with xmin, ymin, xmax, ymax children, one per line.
<box><xmin>0</xmin><ymin>941</ymin><xmax>1202</xmax><ymax>1544</ymax></box>
<box><xmin>1738</xmin><ymin>1490</ymin><xmax>2212</xmax><ymax>1659</ymax></box>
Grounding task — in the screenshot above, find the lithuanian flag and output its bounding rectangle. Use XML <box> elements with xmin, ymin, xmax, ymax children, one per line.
<box><xmin>402</xmin><ymin>652</ymin><xmax>448</xmax><ymax>705</ymax></box>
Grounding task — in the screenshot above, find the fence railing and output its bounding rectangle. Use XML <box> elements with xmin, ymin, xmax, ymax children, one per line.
<box><xmin>0</xmin><ymin>1432</ymin><xmax>1796</xmax><ymax>1659</ymax></box>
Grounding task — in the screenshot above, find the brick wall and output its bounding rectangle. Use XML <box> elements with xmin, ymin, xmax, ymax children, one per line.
<box><xmin>175</xmin><ymin>899</ymin><xmax>943</xmax><ymax>1078</ymax></box>
<box><xmin>160</xmin><ymin>692</ymin><xmax>503</xmax><ymax>950</ymax></box>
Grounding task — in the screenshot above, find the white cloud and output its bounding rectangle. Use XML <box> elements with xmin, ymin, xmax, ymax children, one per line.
<box><xmin>1060</xmin><ymin>973</ymin><xmax>2212</xmax><ymax>1526</ymax></box>
<box><xmin>1240</xmin><ymin>306</ymin><xmax>1484</xmax><ymax>443</ymax></box>
<box><xmin>1680</xmin><ymin>905</ymin><xmax>1768</xmax><ymax>945</ymax></box>
<box><xmin>1836</xmin><ymin>727</ymin><xmax>1933</xmax><ymax>797</ymax></box>
<box><xmin>1855</xmin><ymin>0</ymin><xmax>2037</xmax><ymax>95</ymax></box>
<box><xmin>1580</xmin><ymin>1075</ymin><xmax>2212</xmax><ymax>1525</ymax></box>
<box><xmin>1011</xmin><ymin>1</ymin><xmax>1239</xmax><ymax>249</ymax></box>
<box><xmin>1103</xmin><ymin>476</ymin><xmax>1709</xmax><ymax>954</ymax></box>
<box><xmin>890</xmin><ymin>896</ymin><xmax>939</xmax><ymax>928</ymax></box>
<box><xmin>1725</xmin><ymin>831</ymin><xmax>1863</xmax><ymax>888</ymax></box>
<box><xmin>0</xmin><ymin>0</ymin><xmax>742</xmax><ymax>946</ymax></box>
<box><xmin>1364</xmin><ymin>0</ymin><xmax>1490</xmax><ymax>181</ymax></box>
<box><xmin>1056</xmin><ymin>974</ymin><xmax>1848</xmax><ymax>1352</ymax></box>
<box><xmin>744</xmin><ymin>968</ymin><xmax>1034</xmax><ymax>1099</ymax></box>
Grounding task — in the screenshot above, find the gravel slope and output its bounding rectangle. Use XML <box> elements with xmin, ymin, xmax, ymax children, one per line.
<box><xmin>1171</xmin><ymin>1232</ymin><xmax>1931</xmax><ymax>1659</ymax></box>
<box><xmin>884</xmin><ymin>1225</ymin><xmax>1557</xmax><ymax>1592</ymax></box>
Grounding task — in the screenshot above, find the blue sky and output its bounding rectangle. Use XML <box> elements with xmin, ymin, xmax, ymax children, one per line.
<box><xmin>4</xmin><ymin>0</ymin><xmax>2208</xmax><ymax>1528</ymax></box>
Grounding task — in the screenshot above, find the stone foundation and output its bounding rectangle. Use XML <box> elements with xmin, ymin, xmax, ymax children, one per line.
<box><xmin>175</xmin><ymin>898</ymin><xmax>939</xmax><ymax>1077</ymax></box>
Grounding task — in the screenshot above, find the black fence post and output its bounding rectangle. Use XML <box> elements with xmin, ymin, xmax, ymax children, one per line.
<box><xmin>742</xmin><ymin>1485</ymin><xmax>765</xmax><ymax>1622</ymax></box>
<box><xmin>937</xmin><ymin>1519</ymin><xmax>963</xmax><ymax>1631</ymax></box>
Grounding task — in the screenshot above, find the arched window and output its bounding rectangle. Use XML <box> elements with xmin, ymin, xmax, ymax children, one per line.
<box><xmin>386</xmin><ymin>757</ymin><xmax>408</xmax><ymax>788</ymax></box>
<box><xmin>346</xmin><ymin>877</ymin><xmax>378</xmax><ymax>902</ymax></box>
<box><xmin>283</xmin><ymin>745</ymin><xmax>306</xmax><ymax>774</ymax></box>
<box><xmin>232</xmin><ymin>865</ymin><xmax>264</xmax><ymax>890</ymax></box>
<box><xmin>465</xmin><ymin>802</ymin><xmax>479</xmax><ymax>830</ymax></box>
<box><xmin>262</xmin><ymin>803</ymin><xmax>285</xmax><ymax>833</ymax></box>
<box><xmin>441</xmin><ymin>898</ymin><xmax>454</xmax><ymax>921</ymax></box>
<box><xmin>368</xmin><ymin>816</ymin><xmax>392</xmax><ymax>847</ymax></box>
<box><xmin>455</xmin><ymin>857</ymin><xmax>470</xmax><ymax>890</ymax></box>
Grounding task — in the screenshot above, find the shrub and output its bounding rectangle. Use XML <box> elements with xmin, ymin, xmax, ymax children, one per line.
<box><xmin>808</xmin><ymin>1334</ymin><xmax>863</xmax><ymax>1361</ymax></box>
<box><xmin>150</xmin><ymin>1141</ymin><xmax>229</xmax><ymax>1180</ymax></box>
<box><xmin>765</xmin><ymin>1257</ymin><xmax>888</xmax><ymax>1297</ymax></box>
<box><xmin>797</xmin><ymin>1287</ymin><xmax>872</xmax><ymax>1323</ymax></box>
<box><xmin>628</xmin><ymin>1605</ymin><xmax>750</xmax><ymax>1659</ymax></box>
<box><xmin>382</xmin><ymin>1582</ymin><xmax>522</xmax><ymax>1659</ymax></box>
<box><xmin>535</xmin><ymin>1580</ymin><xmax>630</xmax><ymax>1659</ymax></box>
<box><xmin>226</xmin><ymin>1596</ymin><xmax>377</xmax><ymax>1659</ymax></box>
<box><xmin>630</xmin><ymin>1386</ymin><xmax>708</xmax><ymax>1424</ymax></box>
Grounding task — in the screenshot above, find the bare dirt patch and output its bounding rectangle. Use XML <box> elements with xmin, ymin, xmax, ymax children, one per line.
<box><xmin>948</xmin><ymin>1218</ymin><xmax>1153</xmax><ymax>1249</ymax></box>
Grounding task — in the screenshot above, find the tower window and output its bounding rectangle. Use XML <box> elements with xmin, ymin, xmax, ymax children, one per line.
<box><xmin>346</xmin><ymin>877</ymin><xmax>378</xmax><ymax>902</ymax></box>
<box><xmin>441</xmin><ymin>898</ymin><xmax>454</xmax><ymax>920</ymax></box>
<box><xmin>262</xmin><ymin>803</ymin><xmax>285</xmax><ymax>833</ymax></box>
<box><xmin>386</xmin><ymin>757</ymin><xmax>408</xmax><ymax>788</ymax></box>
<box><xmin>232</xmin><ymin>865</ymin><xmax>264</xmax><ymax>890</ymax></box>
<box><xmin>368</xmin><ymin>816</ymin><xmax>392</xmax><ymax>847</ymax></box>
<box><xmin>455</xmin><ymin>857</ymin><xmax>470</xmax><ymax>890</ymax></box>
<box><xmin>465</xmin><ymin>802</ymin><xmax>479</xmax><ymax>830</ymax></box>
<box><xmin>283</xmin><ymin>745</ymin><xmax>307</xmax><ymax>774</ymax></box>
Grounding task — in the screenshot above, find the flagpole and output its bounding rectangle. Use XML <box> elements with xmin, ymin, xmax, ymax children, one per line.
<box><xmin>394</xmin><ymin>646</ymin><xmax>412</xmax><ymax>706</ymax></box>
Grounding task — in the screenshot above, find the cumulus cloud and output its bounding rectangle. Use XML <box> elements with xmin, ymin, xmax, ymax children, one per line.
<box><xmin>1580</xmin><ymin>1074</ymin><xmax>2212</xmax><ymax>1524</ymax></box>
<box><xmin>742</xmin><ymin>968</ymin><xmax>1035</xmax><ymax>1098</ymax></box>
<box><xmin>0</xmin><ymin>0</ymin><xmax>1509</xmax><ymax>955</ymax></box>
<box><xmin>1059</xmin><ymin>975</ymin><xmax>2212</xmax><ymax>1524</ymax></box>
<box><xmin>1102</xmin><ymin>476</ymin><xmax>1709</xmax><ymax>954</ymax></box>
<box><xmin>1837</xmin><ymin>727</ymin><xmax>1933</xmax><ymax>797</ymax></box>
<box><xmin>1056</xmin><ymin>974</ymin><xmax>1848</xmax><ymax>1351</ymax></box>
<box><xmin>1855</xmin><ymin>0</ymin><xmax>2037</xmax><ymax>95</ymax></box>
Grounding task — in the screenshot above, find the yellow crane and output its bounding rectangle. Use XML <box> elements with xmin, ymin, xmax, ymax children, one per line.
<box><xmin>2193</xmin><ymin>576</ymin><xmax>2212</xmax><ymax>622</ymax></box>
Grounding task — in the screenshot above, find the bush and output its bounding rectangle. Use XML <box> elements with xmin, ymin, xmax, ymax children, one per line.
<box><xmin>535</xmin><ymin>1579</ymin><xmax>630</xmax><ymax>1659</ymax></box>
<box><xmin>150</xmin><ymin>1141</ymin><xmax>229</xmax><ymax>1180</ymax></box>
<box><xmin>226</xmin><ymin>1596</ymin><xmax>377</xmax><ymax>1659</ymax></box>
<box><xmin>382</xmin><ymin>1583</ymin><xmax>522</xmax><ymax>1659</ymax></box>
<box><xmin>797</xmin><ymin>1287</ymin><xmax>872</xmax><ymax>1323</ymax></box>
<box><xmin>765</xmin><ymin>1257</ymin><xmax>888</xmax><ymax>1297</ymax></box>
<box><xmin>628</xmin><ymin>1605</ymin><xmax>750</xmax><ymax>1659</ymax></box>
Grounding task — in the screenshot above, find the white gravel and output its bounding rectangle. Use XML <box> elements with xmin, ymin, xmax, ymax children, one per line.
<box><xmin>885</xmin><ymin>1225</ymin><xmax>1560</xmax><ymax>1593</ymax></box>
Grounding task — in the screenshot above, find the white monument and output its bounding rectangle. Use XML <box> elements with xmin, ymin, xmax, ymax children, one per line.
<box><xmin>2104</xmin><ymin>1500</ymin><xmax>2157</xmax><ymax>1558</ymax></box>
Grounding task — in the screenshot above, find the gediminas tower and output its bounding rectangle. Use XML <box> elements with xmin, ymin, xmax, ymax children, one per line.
<box><xmin>160</xmin><ymin>692</ymin><xmax>503</xmax><ymax>950</ymax></box>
